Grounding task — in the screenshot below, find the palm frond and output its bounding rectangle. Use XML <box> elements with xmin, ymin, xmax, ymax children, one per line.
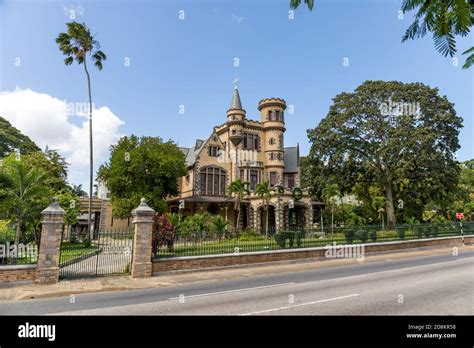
<box><xmin>433</xmin><ymin>32</ymin><xmax>457</xmax><ymax>57</ymax></box>
<box><xmin>462</xmin><ymin>46</ymin><xmax>474</xmax><ymax>69</ymax></box>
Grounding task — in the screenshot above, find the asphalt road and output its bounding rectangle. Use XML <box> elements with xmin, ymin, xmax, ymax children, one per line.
<box><xmin>1</xmin><ymin>250</ymin><xmax>473</xmax><ymax>315</ymax></box>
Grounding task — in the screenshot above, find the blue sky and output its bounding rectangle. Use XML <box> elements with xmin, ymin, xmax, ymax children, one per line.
<box><xmin>0</xmin><ymin>0</ymin><xmax>473</xmax><ymax>187</ymax></box>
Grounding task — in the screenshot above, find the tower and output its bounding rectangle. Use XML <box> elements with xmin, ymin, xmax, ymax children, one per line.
<box><xmin>227</xmin><ymin>81</ymin><xmax>246</xmax><ymax>180</ymax></box>
<box><xmin>258</xmin><ymin>98</ymin><xmax>286</xmax><ymax>186</ymax></box>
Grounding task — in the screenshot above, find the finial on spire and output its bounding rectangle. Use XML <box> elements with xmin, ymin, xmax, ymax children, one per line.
<box><xmin>233</xmin><ymin>77</ymin><xmax>239</xmax><ymax>90</ymax></box>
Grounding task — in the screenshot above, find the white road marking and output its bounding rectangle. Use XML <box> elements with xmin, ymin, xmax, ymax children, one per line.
<box><xmin>169</xmin><ymin>282</ymin><xmax>295</xmax><ymax>300</ymax></box>
<box><xmin>240</xmin><ymin>293</ymin><xmax>360</xmax><ymax>315</ymax></box>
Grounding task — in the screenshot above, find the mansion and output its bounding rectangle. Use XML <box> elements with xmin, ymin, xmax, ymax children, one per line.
<box><xmin>167</xmin><ymin>85</ymin><xmax>323</xmax><ymax>232</ymax></box>
<box><xmin>86</xmin><ymin>85</ymin><xmax>323</xmax><ymax>234</ymax></box>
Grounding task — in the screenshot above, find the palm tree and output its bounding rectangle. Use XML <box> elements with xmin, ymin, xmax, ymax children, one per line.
<box><xmin>228</xmin><ymin>179</ymin><xmax>250</xmax><ymax>234</ymax></box>
<box><xmin>210</xmin><ymin>215</ymin><xmax>229</xmax><ymax>240</ymax></box>
<box><xmin>372</xmin><ymin>196</ymin><xmax>386</xmax><ymax>230</ymax></box>
<box><xmin>255</xmin><ymin>180</ymin><xmax>273</xmax><ymax>238</ymax></box>
<box><xmin>0</xmin><ymin>157</ymin><xmax>50</xmax><ymax>250</ymax></box>
<box><xmin>290</xmin><ymin>0</ymin><xmax>314</xmax><ymax>10</ymax></box>
<box><xmin>322</xmin><ymin>183</ymin><xmax>340</xmax><ymax>234</ymax></box>
<box><xmin>70</xmin><ymin>184</ymin><xmax>87</xmax><ymax>197</ymax></box>
<box><xmin>56</xmin><ymin>22</ymin><xmax>107</xmax><ymax>240</ymax></box>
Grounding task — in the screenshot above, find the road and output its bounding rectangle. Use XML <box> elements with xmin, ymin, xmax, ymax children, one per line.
<box><xmin>0</xmin><ymin>250</ymin><xmax>473</xmax><ymax>315</ymax></box>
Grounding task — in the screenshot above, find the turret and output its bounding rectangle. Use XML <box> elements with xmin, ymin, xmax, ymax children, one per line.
<box><xmin>259</xmin><ymin>98</ymin><xmax>286</xmax><ymax>186</ymax></box>
<box><xmin>227</xmin><ymin>85</ymin><xmax>246</xmax><ymax>147</ymax></box>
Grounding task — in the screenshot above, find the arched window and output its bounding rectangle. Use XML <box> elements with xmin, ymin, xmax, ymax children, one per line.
<box><xmin>200</xmin><ymin>166</ymin><xmax>227</xmax><ymax>196</ymax></box>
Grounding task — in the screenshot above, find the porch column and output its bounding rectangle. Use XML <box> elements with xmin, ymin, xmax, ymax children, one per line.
<box><xmin>306</xmin><ymin>204</ymin><xmax>314</xmax><ymax>231</ymax></box>
<box><xmin>131</xmin><ymin>198</ymin><xmax>155</xmax><ymax>278</ymax></box>
<box><xmin>36</xmin><ymin>197</ymin><xmax>65</xmax><ymax>284</ymax></box>
<box><xmin>275</xmin><ymin>197</ymin><xmax>284</xmax><ymax>232</ymax></box>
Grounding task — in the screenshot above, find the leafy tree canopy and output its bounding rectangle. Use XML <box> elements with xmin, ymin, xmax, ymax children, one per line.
<box><xmin>0</xmin><ymin>116</ymin><xmax>41</xmax><ymax>157</ymax></box>
<box><xmin>97</xmin><ymin>135</ymin><xmax>187</xmax><ymax>218</ymax></box>
<box><xmin>307</xmin><ymin>80</ymin><xmax>463</xmax><ymax>226</ymax></box>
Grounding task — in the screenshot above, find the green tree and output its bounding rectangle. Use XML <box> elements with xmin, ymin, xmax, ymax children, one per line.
<box><xmin>210</xmin><ymin>215</ymin><xmax>229</xmax><ymax>240</ymax></box>
<box><xmin>191</xmin><ymin>213</ymin><xmax>209</xmax><ymax>234</ymax></box>
<box><xmin>56</xmin><ymin>21</ymin><xmax>107</xmax><ymax>237</ymax></box>
<box><xmin>0</xmin><ymin>154</ymin><xmax>51</xmax><ymax>247</ymax></box>
<box><xmin>97</xmin><ymin>135</ymin><xmax>187</xmax><ymax>217</ymax></box>
<box><xmin>255</xmin><ymin>180</ymin><xmax>273</xmax><ymax>238</ymax></box>
<box><xmin>22</xmin><ymin>150</ymin><xmax>69</xmax><ymax>193</ymax></box>
<box><xmin>307</xmin><ymin>81</ymin><xmax>462</xmax><ymax>228</ymax></box>
<box><xmin>401</xmin><ymin>0</ymin><xmax>473</xmax><ymax>69</ymax></box>
<box><xmin>0</xmin><ymin>117</ymin><xmax>41</xmax><ymax>157</ymax></box>
<box><xmin>228</xmin><ymin>178</ymin><xmax>250</xmax><ymax>233</ymax></box>
<box><xmin>322</xmin><ymin>183</ymin><xmax>340</xmax><ymax>233</ymax></box>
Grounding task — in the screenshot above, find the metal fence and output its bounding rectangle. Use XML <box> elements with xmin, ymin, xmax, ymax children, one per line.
<box><xmin>154</xmin><ymin>221</ymin><xmax>474</xmax><ymax>258</ymax></box>
<box><xmin>59</xmin><ymin>228</ymin><xmax>134</xmax><ymax>279</ymax></box>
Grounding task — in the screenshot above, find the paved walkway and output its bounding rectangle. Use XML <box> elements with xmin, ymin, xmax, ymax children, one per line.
<box><xmin>0</xmin><ymin>245</ymin><xmax>471</xmax><ymax>301</ymax></box>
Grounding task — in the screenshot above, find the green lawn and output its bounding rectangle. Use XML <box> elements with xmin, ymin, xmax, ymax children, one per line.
<box><xmin>59</xmin><ymin>242</ymin><xmax>99</xmax><ymax>264</ymax></box>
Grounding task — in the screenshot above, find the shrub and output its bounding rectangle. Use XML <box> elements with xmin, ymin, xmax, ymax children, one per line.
<box><xmin>210</xmin><ymin>215</ymin><xmax>229</xmax><ymax>239</ymax></box>
<box><xmin>355</xmin><ymin>229</ymin><xmax>368</xmax><ymax>243</ymax></box>
<box><xmin>396</xmin><ymin>226</ymin><xmax>406</xmax><ymax>240</ymax></box>
<box><xmin>343</xmin><ymin>229</ymin><xmax>355</xmax><ymax>244</ymax></box>
<box><xmin>295</xmin><ymin>231</ymin><xmax>305</xmax><ymax>247</ymax></box>
<box><xmin>368</xmin><ymin>229</ymin><xmax>377</xmax><ymax>242</ymax></box>
<box><xmin>288</xmin><ymin>232</ymin><xmax>295</xmax><ymax>248</ymax></box>
<box><xmin>0</xmin><ymin>220</ymin><xmax>15</xmax><ymax>244</ymax></box>
<box><xmin>152</xmin><ymin>213</ymin><xmax>175</xmax><ymax>254</ymax></box>
<box><xmin>274</xmin><ymin>233</ymin><xmax>287</xmax><ymax>248</ymax></box>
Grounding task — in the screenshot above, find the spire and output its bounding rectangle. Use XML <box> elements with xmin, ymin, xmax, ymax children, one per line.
<box><xmin>229</xmin><ymin>78</ymin><xmax>242</xmax><ymax>110</ymax></box>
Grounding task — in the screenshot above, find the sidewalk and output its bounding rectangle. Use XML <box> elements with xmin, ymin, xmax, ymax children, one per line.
<box><xmin>0</xmin><ymin>245</ymin><xmax>471</xmax><ymax>301</ymax></box>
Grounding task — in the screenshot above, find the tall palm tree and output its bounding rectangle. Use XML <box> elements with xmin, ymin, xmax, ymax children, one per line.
<box><xmin>322</xmin><ymin>183</ymin><xmax>340</xmax><ymax>234</ymax></box>
<box><xmin>56</xmin><ymin>22</ymin><xmax>106</xmax><ymax>239</ymax></box>
<box><xmin>255</xmin><ymin>180</ymin><xmax>273</xmax><ymax>238</ymax></box>
<box><xmin>228</xmin><ymin>179</ymin><xmax>250</xmax><ymax>234</ymax></box>
<box><xmin>290</xmin><ymin>0</ymin><xmax>314</xmax><ymax>10</ymax></box>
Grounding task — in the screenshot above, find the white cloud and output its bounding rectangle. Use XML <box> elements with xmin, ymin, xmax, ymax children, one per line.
<box><xmin>0</xmin><ymin>87</ymin><xmax>124</xmax><ymax>188</ymax></box>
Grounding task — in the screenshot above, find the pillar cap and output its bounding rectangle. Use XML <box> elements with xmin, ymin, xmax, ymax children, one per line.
<box><xmin>132</xmin><ymin>198</ymin><xmax>155</xmax><ymax>216</ymax></box>
<box><xmin>41</xmin><ymin>197</ymin><xmax>66</xmax><ymax>216</ymax></box>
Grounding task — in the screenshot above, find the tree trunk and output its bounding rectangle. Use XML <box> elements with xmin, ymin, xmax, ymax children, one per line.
<box><xmin>14</xmin><ymin>220</ymin><xmax>21</xmax><ymax>263</ymax></box>
<box><xmin>265</xmin><ymin>203</ymin><xmax>269</xmax><ymax>238</ymax></box>
<box><xmin>331</xmin><ymin>202</ymin><xmax>335</xmax><ymax>234</ymax></box>
<box><xmin>236</xmin><ymin>205</ymin><xmax>241</xmax><ymax>234</ymax></box>
<box><xmin>84</xmin><ymin>59</ymin><xmax>93</xmax><ymax>242</ymax></box>
<box><xmin>384</xmin><ymin>181</ymin><xmax>396</xmax><ymax>228</ymax></box>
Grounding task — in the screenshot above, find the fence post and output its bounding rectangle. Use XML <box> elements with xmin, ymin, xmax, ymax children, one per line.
<box><xmin>131</xmin><ymin>198</ymin><xmax>155</xmax><ymax>278</ymax></box>
<box><xmin>36</xmin><ymin>197</ymin><xmax>65</xmax><ymax>284</ymax></box>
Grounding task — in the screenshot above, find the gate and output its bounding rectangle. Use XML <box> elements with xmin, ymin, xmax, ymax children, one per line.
<box><xmin>59</xmin><ymin>228</ymin><xmax>134</xmax><ymax>279</ymax></box>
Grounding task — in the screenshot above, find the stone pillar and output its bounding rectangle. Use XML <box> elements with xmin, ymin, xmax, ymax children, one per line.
<box><xmin>36</xmin><ymin>197</ymin><xmax>65</xmax><ymax>284</ymax></box>
<box><xmin>131</xmin><ymin>198</ymin><xmax>155</xmax><ymax>278</ymax></box>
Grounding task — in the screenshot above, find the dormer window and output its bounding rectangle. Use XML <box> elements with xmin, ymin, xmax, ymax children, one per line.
<box><xmin>208</xmin><ymin>146</ymin><xmax>220</xmax><ymax>157</ymax></box>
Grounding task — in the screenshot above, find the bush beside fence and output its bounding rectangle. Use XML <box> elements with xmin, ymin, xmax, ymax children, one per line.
<box><xmin>154</xmin><ymin>222</ymin><xmax>474</xmax><ymax>258</ymax></box>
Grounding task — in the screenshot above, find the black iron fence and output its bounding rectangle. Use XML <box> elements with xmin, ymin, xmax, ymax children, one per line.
<box><xmin>154</xmin><ymin>221</ymin><xmax>474</xmax><ymax>258</ymax></box>
<box><xmin>59</xmin><ymin>228</ymin><xmax>134</xmax><ymax>279</ymax></box>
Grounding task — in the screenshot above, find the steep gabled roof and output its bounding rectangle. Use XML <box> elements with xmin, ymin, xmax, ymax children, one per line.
<box><xmin>284</xmin><ymin>146</ymin><xmax>299</xmax><ymax>173</ymax></box>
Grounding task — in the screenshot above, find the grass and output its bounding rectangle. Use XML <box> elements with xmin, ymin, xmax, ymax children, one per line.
<box><xmin>59</xmin><ymin>242</ymin><xmax>99</xmax><ymax>264</ymax></box>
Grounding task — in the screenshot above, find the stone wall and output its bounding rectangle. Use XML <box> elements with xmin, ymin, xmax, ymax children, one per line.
<box><xmin>0</xmin><ymin>265</ymin><xmax>37</xmax><ymax>282</ymax></box>
<box><xmin>153</xmin><ymin>235</ymin><xmax>473</xmax><ymax>273</ymax></box>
